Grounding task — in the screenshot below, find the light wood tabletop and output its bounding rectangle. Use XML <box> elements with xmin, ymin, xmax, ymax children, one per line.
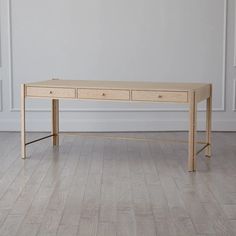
<box><xmin>21</xmin><ymin>79</ymin><xmax>212</xmax><ymax>171</ymax></box>
<box><xmin>26</xmin><ymin>79</ymin><xmax>208</xmax><ymax>90</ymax></box>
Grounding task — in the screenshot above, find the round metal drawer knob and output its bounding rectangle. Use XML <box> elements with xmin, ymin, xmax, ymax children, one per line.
<box><xmin>102</xmin><ymin>93</ymin><xmax>106</xmax><ymax>96</ymax></box>
<box><xmin>158</xmin><ymin>95</ymin><xmax>163</xmax><ymax>98</ymax></box>
<box><xmin>49</xmin><ymin>91</ymin><xmax>53</xmax><ymax>94</ymax></box>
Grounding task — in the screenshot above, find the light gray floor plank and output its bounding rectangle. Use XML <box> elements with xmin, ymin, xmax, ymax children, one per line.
<box><xmin>56</xmin><ymin>224</ymin><xmax>78</xmax><ymax>236</ymax></box>
<box><xmin>0</xmin><ymin>214</ymin><xmax>25</xmax><ymax>236</ymax></box>
<box><xmin>16</xmin><ymin>223</ymin><xmax>40</xmax><ymax>236</ymax></box>
<box><xmin>117</xmin><ymin>210</ymin><xmax>136</xmax><ymax>236</ymax></box>
<box><xmin>0</xmin><ymin>131</ymin><xmax>235</xmax><ymax>236</ymax></box>
<box><xmin>127</xmin><ymin>140</ymin><xmax>157</xmax><ymax>236</ymax></box>
<box><xmin>77</xmin><ymin>215</ymin><xmax>98</xmax><ymax>236</ymax></box>
<box><xmin>97</xmin><ymin>222</ymin><xmax>116</xmax><ymax>236</ymax></box>
<box><xmin>99</xmin><ymin>140</ymin><xmax>117</xmax><ymax>223</ymax></box>
<box><xmin>36</xmin><ymin>136</ymin><xmax>83</xmax><ymax>236</ymax></box>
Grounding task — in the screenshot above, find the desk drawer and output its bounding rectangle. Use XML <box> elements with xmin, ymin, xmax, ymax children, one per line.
<box><xmin>131</xmin><ymin>90</ymin><xmax>188</xmax><ymax>103</ymax></box>
<box><xmin>78</xmin><ymin>89</ymin><xmax>130</xmax><ymax>101</ymax></box>
<box><xmin>26</xmin><ymin>86</ymin><xmax>76</xmax><ymax>98</ymax></box>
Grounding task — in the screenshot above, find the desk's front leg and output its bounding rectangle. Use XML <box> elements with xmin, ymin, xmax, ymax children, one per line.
<box><xmin>205</xmin><ymin>85</ymin><xmax>212</xmax><ymax>157</ymax></box>
<box><xmin>188</xmin><ymin>91</ymin><xmax>197</xmax><ymax>171</ymax></box>
<box><xmin>52</xmin><ymin>99</ymin><xmax>59</xmax><ymax>145</ymax></box>
<box><xmin>21</xmin><ymin>84</ymin><xmax>26</xmax><ymax>159</ymax></box>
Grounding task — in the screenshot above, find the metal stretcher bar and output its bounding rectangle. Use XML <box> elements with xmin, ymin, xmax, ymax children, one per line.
<box><xmin>25</xmin><ymin>134</ymin><xmax>55</xmax><ymax>146</ymax></box>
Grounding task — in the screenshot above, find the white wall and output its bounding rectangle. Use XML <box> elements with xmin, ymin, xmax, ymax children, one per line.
<box><xmin>0</xmin><ymin>0</ymin><xmax>235</xmax><ymax>132</ymax></box>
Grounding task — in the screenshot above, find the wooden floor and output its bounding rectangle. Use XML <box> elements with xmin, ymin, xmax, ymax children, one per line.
<box><xmin>0</xmin><ymin>132</ymin><xmax>236</xmax><ymax>236</ymax></box>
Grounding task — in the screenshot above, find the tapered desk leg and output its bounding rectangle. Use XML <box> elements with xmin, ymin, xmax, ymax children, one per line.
<box><xmin>21</xmin><ymin>84</ymin><xmax>26</xmax><ymax>159</ymax></box>
<box><xmin>52</xmin><ymin>99</ymin><xmax>59</xmax><ymax>145</ymax></box>
<box><xmin>188</xmin><ymin>91</ymin><xmax>197</xmax><ymax>172</ymax></box>
<box><xmin>205</xmin><ymin>85</ymin><xmax>212</xmax><ymax>157</ymax></box>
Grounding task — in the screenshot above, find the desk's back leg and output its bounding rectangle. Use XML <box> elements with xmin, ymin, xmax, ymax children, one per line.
<box><xmin>188</xmin><ymin>91</ymin><xmax>197</xmax><ymax>171</ymax></box>
<box><xmin>205</xmin><ymin>85</ymin><xmax>212</xmax><ymax>157</ymax></box>
<box><xmin>52</xmin><ymin>99</ymin><xmax>59</xmax><ymax>146</ymax></box>
<box><xmin>21</xmin><ymin>84</ymin><xmax>26</xmax><ymax>158</ymax></box>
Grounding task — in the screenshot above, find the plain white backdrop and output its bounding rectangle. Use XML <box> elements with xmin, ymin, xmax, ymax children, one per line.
<box><xmin>0</xmin><ymin>0</ymin><xmax>236</xmax><ymax>131</ymax></box>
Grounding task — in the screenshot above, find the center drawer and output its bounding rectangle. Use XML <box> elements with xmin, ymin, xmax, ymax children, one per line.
<box><xmin>26</xmin><ymin>86</ymin><xmax>76</xmax><ymax>98</ymax></box>
<box><xmin>131</xmin><ymin>90</ymin><xmax>188</xmax><ymax>103</ymax></box>
<box><xmin>78</xmin><ymin>88</ymin><xmax>130</xmax><ymax>101</ymax></box>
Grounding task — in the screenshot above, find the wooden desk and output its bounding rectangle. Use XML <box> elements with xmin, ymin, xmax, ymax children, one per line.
<box><xmin>21</xmin><ymin>79</ymin><xmax>212</xmax><ymax>171</ymax></box>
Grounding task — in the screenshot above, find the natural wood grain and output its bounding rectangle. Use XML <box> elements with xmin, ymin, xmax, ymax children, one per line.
<box><xmin>26</xmin><ymin>86</ymin><xmax>76</xmax><ymax>99</ymax></box>
<box><xmin>205</xmin><ymin>84</ymin><xmax>212</xmax><ymax>157</ymax></box>
<box><xmin>26</xmin><ymin>79</ymin><xmax>210</xmax><ymax>92</ymax></box>
<box><xmin>22</xmin><ymin>80</ymin><xmax>212</xmax><ymax>172</ymax></box>
<box><xmin>21</xmin><ymin>84</ymin><xmax>26</xmax><ymax>159</ymax></box>
<box><xmin>195</xmin><ymin>84</ymin><xmax>211</xmax><ymax>103</ymax></box>
<box><xmin>52</xmin><ymin>99</ymin><xmax>59</xmax><ymax>146</ymax></box>
<box><xmin>78</xmin><ymin>88</ymin><xmax>130</xmax><ymax>101</ymax></box>
<box><xmin>131</xmin><ymin>90</ymin><xmax>188</xmax><ymax>103</ymax></box>
<box><xmin>188</xmin><ymin>91</ymin><xmax>197</xmax><ymax>171</ymax></box>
